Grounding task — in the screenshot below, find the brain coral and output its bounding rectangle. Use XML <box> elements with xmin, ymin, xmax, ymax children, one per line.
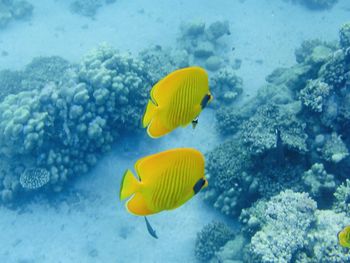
<box><xmin>19</xmin><ymin>168</ymin><xmax>50</xmax><ymax>190</ymax></box>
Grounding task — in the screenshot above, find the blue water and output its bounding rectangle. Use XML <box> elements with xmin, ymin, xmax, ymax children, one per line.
<box><xmin>0</xmin><ymin>0</ymin><xmax>350</xmax><ymax>262</ymax></box>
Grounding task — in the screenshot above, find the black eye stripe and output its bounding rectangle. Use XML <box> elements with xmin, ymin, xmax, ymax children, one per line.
<box><xmin>193</xmin><ymin>178</ymin><xmax>205</xmax><ymax>194</ymax></box>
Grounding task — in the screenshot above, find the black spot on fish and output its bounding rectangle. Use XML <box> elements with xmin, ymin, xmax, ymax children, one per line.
<box><xmin>193</xmin><ymin>178</ymin><xmax>206</xmax><ymax>194</ymax></box>
<box><xmin>200</xmin><ymin>94</ymin><xmax>211</xmax><ymax>109</ymax></box>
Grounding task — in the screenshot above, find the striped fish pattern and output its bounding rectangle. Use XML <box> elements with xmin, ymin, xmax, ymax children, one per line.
<box><xmin>166</xmin><ymin>73</ymin><xmax>207</xmax><ymax>127</ymax></box>
<box><xmin>150</xmin><ymin>153</ymin><xmax>199</xmax><ymax>211</ymax></box>
<box><xmin>119</xmin><ymin>148</ymin><xmax>208</xmax><ymax>216</ymax></box>
<box><xmin>142</xmin><ymin>67</ymin><xmax>212</xmax><ymax>138</ymax></box>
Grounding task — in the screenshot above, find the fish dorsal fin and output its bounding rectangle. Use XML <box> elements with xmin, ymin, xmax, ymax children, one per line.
<box><xmin>134</xmin><ymin>148</ymin><xmax>204</xmax><ymax>182</ymax></box>
<box><xmin>151</xmin><ymin>67</ymin><xmax>208</xmax><ymax>106</ymax></box>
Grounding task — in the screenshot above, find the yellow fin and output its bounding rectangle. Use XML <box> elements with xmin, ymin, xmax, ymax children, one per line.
<box><xmin>147</xmin><ymin>118</ymin><xmax>172</xmax><ymax>138</ymax></box>
<box><xmin>142</xmin><ymin>100</ymin><xmax>157</xmax><ymax>128</ymax></box>
<box><xmin>119</xmin><ymin>169</ymin><xmax>140</xmax><ymax>201</ymax></box>
<box><xmin>126</xmin><ymin>193</ymin><xmax>154</xmax><ymax>216</ymax></box>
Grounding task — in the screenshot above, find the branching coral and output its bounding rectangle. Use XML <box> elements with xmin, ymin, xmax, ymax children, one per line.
<box><xmin>299</xmin><ymin>79</ymin><xmax>331</xmax><ymax>112</ymax></box>
<box><xmin>333</xmin><ymin>179</ymin><xmax>350</xmax><ymax>216</ymax></box>
<box><xmin>194</xmin><ymin>221</ymin><xmax>235</xmax><ymax>262</ymax></box>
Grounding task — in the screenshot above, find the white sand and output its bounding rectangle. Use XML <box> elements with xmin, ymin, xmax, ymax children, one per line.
<box><xmin>0</xmin><ymin>0</ymin><xmax>349</xmax><ymax>262</ymax></box>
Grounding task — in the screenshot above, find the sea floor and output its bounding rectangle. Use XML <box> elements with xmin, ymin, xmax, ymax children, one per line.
<box><xmin>0</xmin><ymin>110</ymin><xmax>230</xmax><ymax>263</ymax></box>
<box><xmin>0</xmin><ymin>0</ymin><xmax>349</xmax><ymax>262</ymax></box>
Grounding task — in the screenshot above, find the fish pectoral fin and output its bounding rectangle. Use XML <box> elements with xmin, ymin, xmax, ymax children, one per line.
<box><xmin>142</xmin><ymin>100</ymin><xmax>158</xmax><ymax>128</ymax></box>
<box><xmin>147</xmin><ymin>118</ymin><xmax>172</xmax><ymax>138</ymax></box>
<box><xmin>126</xmin><ymin>193</ymin><xmax>154</xmax><ymax>216</ymax></box>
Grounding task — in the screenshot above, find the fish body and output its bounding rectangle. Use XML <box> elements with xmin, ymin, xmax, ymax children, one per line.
<box><xmin>119</xmin><ymin>148</ymin><xmax>208</xmax><ymax>216</ymax></box>
<box><xmin>338</xmin><ymin>225</ymin><xmax>350</xmax><ymax>248</ymax></box>
<box><xmin>142</xmin><ymin>67</ymin><xmax>212</xmax><ymax>138</ymax></box>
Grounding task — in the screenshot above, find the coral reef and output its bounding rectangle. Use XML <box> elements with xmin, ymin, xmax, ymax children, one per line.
<box><xmin>210</xmin><ymin>67</ymin><xmax>243</xmax><ymax>108</ymax></box>
<box><xmin>138</xmin><ymin>45</ymin><xmax>189</xmax><ymax>82</ymax></box>
<box><xmin>210</xmin><ymin>234</ymin><xmax>246</xmax><ymax>263</ymax></box>
<box><xmin>139</xmin><ymin>21</ymin><xmax>242</xmax><ymax>108</ymax></box>
<box><xmin>319</xmin><ymin>132</ymin><xmax>349</xmax><ymax>163</ymax></box>
<box><xmin>0</xmin><ymin>56</ymin><xmax>74</xmax><ymax>102</ymax></box>
<box><xmin>209</xmin><ymin>23</ymin><xmax>350</xmax><ymax>220</ymax></box>
<box><xmin>294</xmin><ymin>39</ymin><xmax>336</xmax><ymax>64</ymax></box>
<box><xmin>299</xmin><ymin>79</ymin><xmax>331</xmax><ymax>112</ymax></box>
<box><xmin>240</xmin><ymin>190</ymin><xmax>349</xmax><ymax>263</ymax></box>
<box><xmin>0</xmin><ymin>44</ymin><xmax>153</xmax><ymax>202</ymax></box>
<box><xmin>70</xmin><ymin>0</ymin><xmax>116</xmax><ymax>17</ymax></box>
<box><xmin>178</xmin><ymin>20</ymin><xmax>231</xmax><ymax>72</ymax></box>
<box><xmin>19</xmin><ymin>168</ymin><xmax>50</xmax><ymax>190</ymax></box>
<box><xmin>296</xmin><ymin>210</ymin><xmax>350</xmax><ymax>263</ymax></box>
<box><xmin>241</xmin><ymin>102</ymin><xmax>308</xmax><ymax>154</ymax></box>
<box><xmin>194</xmin><ymin>221</ymin><xmax>235</xmax><ymax>262</ymax></box>
<box><xmin>302</xmin><ymin>163</ymin><xmax>336</xmax><ymax>199</ymax></box>
<box><xmin>204</xmin><ymin>139</ymin><xmax>255</xmax><ymax>217</ymax></box>
<box><xmin>0</xmin><ymin>0</ymin><xmax>33</xmax><ymax>28</ymax></box>
<box><xmin>333</xmin><ymin>179</ymin><xmax>350</xmax><ymax>216</ymax></box>
<box><xmin>247</xmin><ymin>190</ymin><xmax>317</xmax><ymax>263</ymax></box>
<box><xmin>204</xmin><ymin>127</ymin><xmax>307</xmax><ymax>217</ymax></box>
<box><xmin>339</xmin><ymin>22</ymin><xmax>350</xmax><ymax>49</ymax></box>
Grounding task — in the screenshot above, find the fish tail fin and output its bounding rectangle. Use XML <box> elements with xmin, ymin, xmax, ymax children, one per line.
<box><xmin>120</xmin><ymin>169</ymin><xmax>140</xmax><ymax>200</ymax></box>
<box><xmin>142</xmin><ymin>100</ymin><xmax>157</xmax><ymax>128</ymax></box>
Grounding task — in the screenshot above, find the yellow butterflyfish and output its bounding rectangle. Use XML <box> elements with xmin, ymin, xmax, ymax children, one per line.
<box><xmin>142</xmin><ymin>66</ymin><xmax>213</xmax><ymax>138</ymax></box>
<box><xmin>119</xmin><ymin>148</ymin><xmax>208</xmax><ymax>216</ymax></box>
<box><xmin>338</xmin><ymin>225</ymin><xmax>350</xmax><ymax>248</ymax></box>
